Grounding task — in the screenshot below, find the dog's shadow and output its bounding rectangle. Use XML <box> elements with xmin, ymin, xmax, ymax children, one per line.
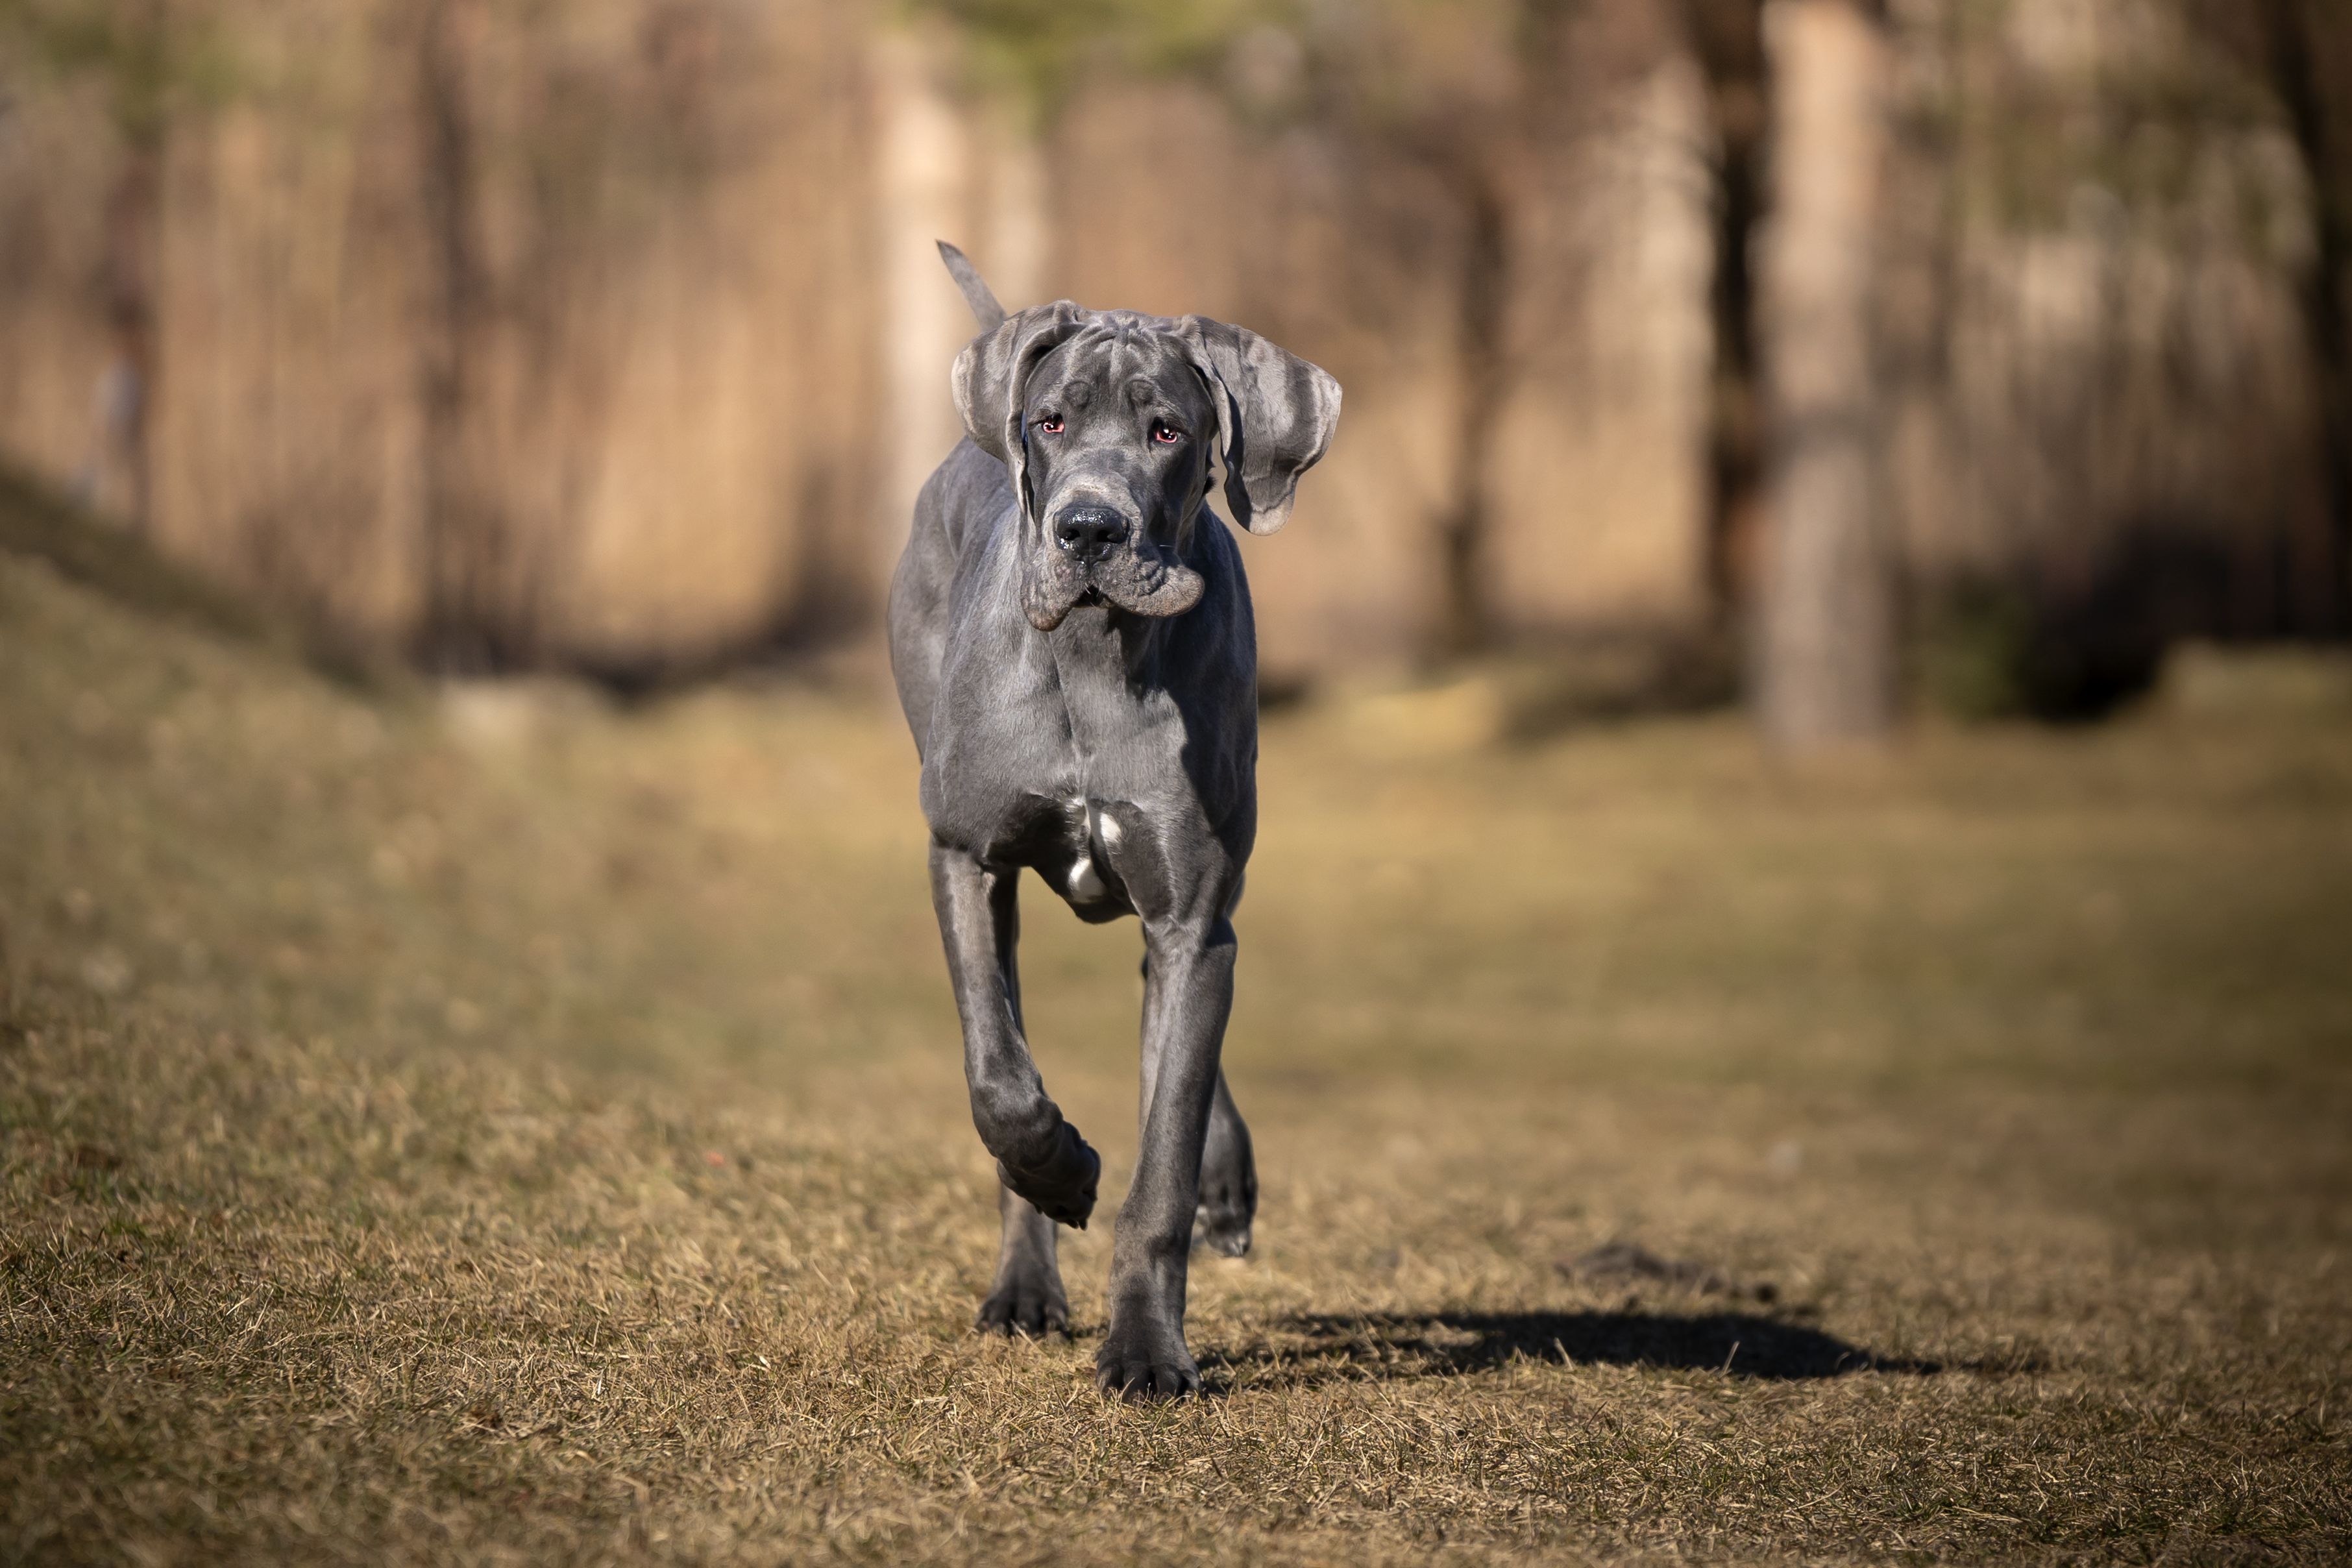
<box><xmin>1207</xmin><ymin>1309</ymin><xmax>1941</xmax><ymax>1389</ymax></box>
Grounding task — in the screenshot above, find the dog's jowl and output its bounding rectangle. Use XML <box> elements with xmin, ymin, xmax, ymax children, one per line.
<box><xmin>887</xmin><ymin>243</ymin><xmax>1341</xmax><ymax>1401</ymax></box>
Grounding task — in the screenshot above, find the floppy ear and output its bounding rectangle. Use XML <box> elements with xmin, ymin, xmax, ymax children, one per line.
<box><xmin>1173</xmin><ymin>317</ymin><xmax>1343</xmax><ymax>535</ymax></box>
<box><xmin>951</xmin><ymin>301</ymin><xmax>1089</xmax><ymax>521</ymax></box>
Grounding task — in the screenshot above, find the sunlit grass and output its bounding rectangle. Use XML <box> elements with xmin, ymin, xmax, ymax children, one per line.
<box><xmin>3</xmin><ymin>544</ymin><xmax>2347</xmax><ymax>1563</ymax></box>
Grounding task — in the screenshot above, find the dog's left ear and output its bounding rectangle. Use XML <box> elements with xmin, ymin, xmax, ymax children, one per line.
<box><xmin>1174</xmin><ymin>318</ymin><xmax>1343</xmax><ymax>535</ymax></box>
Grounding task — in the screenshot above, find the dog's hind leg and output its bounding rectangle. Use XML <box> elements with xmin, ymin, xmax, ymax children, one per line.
<box><xmin>977</xmin><ymin>1186</ymin><xmax>1069</xmax><ymax>1336</ymax></box>
<box><xmin>1194</xmin><ymin>1071</ymin><xmax>1256</xmax><ymax>1258</ymax></box>
<box><xmin>930</xmin><ymin>846</ymin><xmax>1101</xmax><ymax>1229</ymax></box>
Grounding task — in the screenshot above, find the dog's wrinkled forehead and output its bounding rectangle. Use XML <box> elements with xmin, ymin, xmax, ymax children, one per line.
<box><xmin>1026</xmin><ymin>323</ymin><xmax>1206</xmax><ymax>419</ymax></box>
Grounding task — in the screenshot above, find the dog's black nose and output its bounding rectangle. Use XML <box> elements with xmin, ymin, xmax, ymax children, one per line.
<box><xmin>1053</xmin><ymin>506</ymin><xmax>1129</xmax><ymax>563</ymax></box>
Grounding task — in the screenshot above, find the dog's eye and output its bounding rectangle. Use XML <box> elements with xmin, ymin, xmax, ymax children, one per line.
<box><xmin>1151</xmin><ymin>422</ymin><xmax>1184</xmax><ymax>445</ymax></box>
<box><xmin>1035</xmin><ymin>417</ymin><xmax>1064</xmax><ymax>435</ymax></box>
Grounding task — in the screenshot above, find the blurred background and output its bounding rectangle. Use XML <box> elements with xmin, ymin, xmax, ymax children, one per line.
<box><xmin>1</xmin><ymin>0</ymin><xmax>2348</xmax><ymax>741</ymax></box>
<box><xmin>6</xmin><ymin>6</ymin><xmax>2352</xmax><ymax>1554</ymax></box>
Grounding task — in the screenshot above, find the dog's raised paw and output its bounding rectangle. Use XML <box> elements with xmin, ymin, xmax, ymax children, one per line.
<box><xmin>996</xmin><ymin>1121</ymin><xmax>1100</xmax><ymax>1229</ymax></box>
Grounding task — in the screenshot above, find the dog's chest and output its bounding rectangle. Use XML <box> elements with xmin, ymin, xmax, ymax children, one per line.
<box><xmin>923</xmin><ymin>644</ymin><xmax>1188</xmax><ymax>903</ymax></box>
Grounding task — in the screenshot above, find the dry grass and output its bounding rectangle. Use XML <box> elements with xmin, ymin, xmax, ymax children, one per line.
<box><xmin>3</xmin><ymin>536</ymin><xmax>2349</xmax><ymax>1563</ymax></box>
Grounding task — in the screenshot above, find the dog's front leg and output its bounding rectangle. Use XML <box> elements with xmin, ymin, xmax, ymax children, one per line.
<box><xmin>1097</xmin><ymin>916</ymin><xmax>1236</xmax><ymax>1399</ymax></box>
<box><xmin>929</xmin><ymin>844</ymin><xmax>1100</xmax><ymax>1229</ymax></box>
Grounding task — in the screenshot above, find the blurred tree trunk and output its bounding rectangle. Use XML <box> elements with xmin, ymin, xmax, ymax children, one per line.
<box><xmin>97</xmin><ymin>124</ymin><xmax>158</xmax><ymax>532</ymax></box>
<box><xmin>1752</xmin><ymin>0</ymin><xmax>1894</xmax><ymax>748</ymax></box>
<box><xmin>874</xmin><ymin>26</ymin><xmax>970</xmax><ymax>593</ymax></box>
<box><xmin>2187</xmin><ymin>0</ymin><xmax>2351</xmax><ymax>633</ymax></box>
<box><xmin>413</xmin><ymin>0</ymin><xmax>506</xmax><ymax>672</ymax></box>
<box><xmin>1436</xmin><ymin>169</ymin><xmax>1511</xmax><ymax>659</ymax></box>
<box><xmin>2262</xmin><ymin>0</ymin><xmax>2352</xmax><ymax>631</ymax></box>
<box><xmin>979</xmin><ymin>103</ymin><xmax>1047</xmax><ymax>313</ymax></box>
<box><xmin>1427</xmin><ymin>0</ymin><xmax>1583</xmax><ymax>662</ymax></box>
<box><xmin>1680</xmin><ymin>0</ymin><xmax>1769</xmax><ymax>624</ymax></box>
<box><xmin>43</xmin><ymin>0</ymin><xmax>174</xmax><ymax>532</ymax></box>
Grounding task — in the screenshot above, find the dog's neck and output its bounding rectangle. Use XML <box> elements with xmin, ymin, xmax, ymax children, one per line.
<box><xmin>1038</xmin><ymin>601</ymin><xmax>1168</xmax><ymax>689</ymax></box>
<box><xmin>1016</xmin><ymin>497</ymin><xmax>1223</xmax><ymax>688</ymax></box>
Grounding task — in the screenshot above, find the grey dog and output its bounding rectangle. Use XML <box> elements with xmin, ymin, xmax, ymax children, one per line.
<box><xmin>887</xmin><ymin>243</ymin><xmax>1341</xmax><ymax>1399</ymax></box>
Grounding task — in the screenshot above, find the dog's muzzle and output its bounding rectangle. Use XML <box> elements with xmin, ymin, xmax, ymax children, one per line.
<box><xmin>1022</xmin><ymin>506</ymin><xmax>1207</xmax><ymax>632</ymax></box>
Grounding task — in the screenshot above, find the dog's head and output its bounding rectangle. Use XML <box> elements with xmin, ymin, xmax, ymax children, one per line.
<box><xmin>953</xmin><ymin>305</ymin><xmax>1341</xmax><ymax>632</ymax></box>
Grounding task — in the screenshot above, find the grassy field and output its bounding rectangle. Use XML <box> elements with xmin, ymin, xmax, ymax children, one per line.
<box><xmin>3</xmin><ymin>536</ymin><xmax>2349</xmax><ymax>1564</ymax></box>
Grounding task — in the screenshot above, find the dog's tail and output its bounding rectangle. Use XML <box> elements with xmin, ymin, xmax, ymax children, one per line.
<box><xmin>937</xmin><ymin>240</ymin><xmax>1007</xmax><ymax>332</ymax></box>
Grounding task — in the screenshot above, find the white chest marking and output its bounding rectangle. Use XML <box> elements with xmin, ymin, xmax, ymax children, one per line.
<box><xmin>1064</xmin><ymin>796</ymin><xmax>1116</xmax><ymax>902</ymax></box>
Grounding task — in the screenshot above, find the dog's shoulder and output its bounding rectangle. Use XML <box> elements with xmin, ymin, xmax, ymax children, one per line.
<box><xmin>925</xmin><ymin>438</ymin><xmax>1015</xmax><ymax>561</ymax></box>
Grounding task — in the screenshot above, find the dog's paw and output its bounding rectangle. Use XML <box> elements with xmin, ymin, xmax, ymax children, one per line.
<box><xmin>1094</xmin><ymin>1321</ymin><xmax>1201</xmax><ymax>1402</ymax></box>
<box><xmin>1194</xmin><ymin>1197</ymin><xmax>1253</xmax><ymax>1258</ymax></box>
<box><xmin>1195</xmin><ymin>1113</ymin><xmax>1256</xmax><ymax>1258</ymax></box>
<box><xmin>1194</xmin><ymin>1162</ymin><xmax>1255</xmax><ymax>1258</ymax></box>
<box><xmin>996</xmin><ymin>1121</ymin><xmax>1100</xmax><ymax>1229</ymax></box>
<box><xmin>975</xmin><ymin>1272</ymin><xmax>1069</xmax><ymax>1338</ymax></box>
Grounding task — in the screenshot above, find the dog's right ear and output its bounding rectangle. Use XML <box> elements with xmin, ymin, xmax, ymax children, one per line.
<box><xmin>951</xmin><ymin>303</ymin><xmax>1088</xmax><ymax>530</ymax></box>
<box><xmin>951</xmin><ymin>302</ymin><xmax>1089</xmax><ymax>471</ymax></box>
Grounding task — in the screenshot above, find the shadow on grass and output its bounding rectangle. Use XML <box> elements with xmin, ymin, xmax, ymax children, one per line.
<box><xmin>0</xmin><ymin>462</ymin><xmax>408</xmax><ymax>692</ymax></box>
<box><xmin>1211</xmin><ymin>1310</ymin><xmax>1942</xmax><ymax>1388</ymax></box>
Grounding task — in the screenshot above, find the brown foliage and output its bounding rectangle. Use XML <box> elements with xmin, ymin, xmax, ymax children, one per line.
<box><xmin>0</xmin><ymin>0</ymin><xmax>2341</xmax><ymax>690</ymax></box>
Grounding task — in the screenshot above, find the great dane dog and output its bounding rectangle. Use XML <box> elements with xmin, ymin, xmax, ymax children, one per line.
<box><xmin>888</xmin><ymin>244</ymin><xmax>1341</xmax><ymax>1399</ymax></box>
